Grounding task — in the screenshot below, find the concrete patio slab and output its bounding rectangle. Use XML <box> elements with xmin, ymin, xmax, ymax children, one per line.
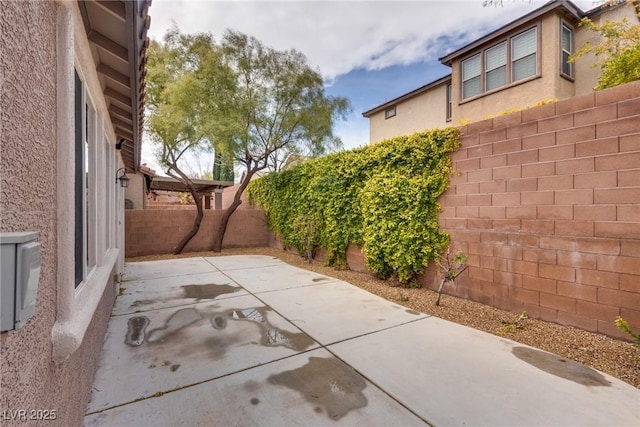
<box><xmin>87</xmin><ymin>294</ymin><xmax>319</xmax><ymax>413</ymax></box>
<box><xmin>85</xmin><ymin>349</ymin><xmax>427</xmax><ymax>427</ymax></box>
<box><xmin>218</xmin><ymin>261</ymin><xmax>341</xmax><ymax>293</ymax></box>
<box><xmin>204</xmin><ymin>254</ymin><xmax>284</xmax><ymax>271</ymax></box>
<box><xmin>122</xmin><ymin>257</ymin><xmax>218</xmax><ymax>282</ymax></box>
<box><xmin>86</xmin><ymin>256</ymin><xmax>640</xmax><ymax>426</ymax></box>
<box><xmin>113</xmin><ymin>271</ymin><xmax>246</xmax><ymax>316</ymax></box>
<box><xmin>329</xmin><ymin>316</ymin><xmax>640</xmax><ymax>426</ymax></box>
<box><xmin>254</xmin><ymin>280</ymin><xmax>428</xmax><ymax>345</ymax></box>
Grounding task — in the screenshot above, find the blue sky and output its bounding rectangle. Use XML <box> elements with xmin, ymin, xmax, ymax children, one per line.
<box><xmin>143</xmin><ymin>0</ymin><xmax>596</xmax><ymax>174</ymax></box>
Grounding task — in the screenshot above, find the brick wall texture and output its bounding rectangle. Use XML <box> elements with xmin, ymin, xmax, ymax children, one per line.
<box><xmin>432</xmin><ymin>81</ymin><xmax>640</xmax><ymax>340</ymax></box>
<box><xmin>125</xmin><ymin>209</ymin><xmax>269</xmax><ymax>257</ymax></box>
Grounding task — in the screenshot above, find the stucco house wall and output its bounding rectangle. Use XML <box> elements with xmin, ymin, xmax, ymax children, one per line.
<box><xmin>453</xmin><ymin>12</ymin><xmax>577</xmax><ymax>124</ymax></box>
<box><xmin>369</xmin><ymin>80</ymin><xmax>449</xmax><ymax>144</ymax></box>
<box><xmin>0</xmin><ymin>1</ymin><xmax>145</xmax><ymax>425</ymax></box>
<box><xmin>125</xmin><ymin>172</ymin><xmax>147</xmax><ymax>209</ymax></box>
<box><xmin>573</xmin><ymin>4</ymin><xmax>637</xmax><ymax>95</ymax></box>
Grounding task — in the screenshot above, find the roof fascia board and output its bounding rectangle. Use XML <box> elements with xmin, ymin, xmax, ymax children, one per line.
<box><xmin>439</xmin><ymin>1</ymin><xmax>583</xmax><ymax>65</ymax></box>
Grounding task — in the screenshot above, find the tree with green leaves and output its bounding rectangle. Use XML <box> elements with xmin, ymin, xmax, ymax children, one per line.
<box><xmin>146</xmin><ymin>27</ymin><xmax>235</xmax><ymax>254</ymax></box>
<box><xmin>210</xmin><ymin>30</ymin><xmax>350</xmax><ymax>252</ymax></box>
<box><xmin>570</xmin><ymin>2</ymin><xmax>640</xmax><ymax>90</ymax></box>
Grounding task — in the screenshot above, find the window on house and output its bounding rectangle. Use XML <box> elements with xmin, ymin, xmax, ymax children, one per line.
<box><xmin>561</xmin><ymin>23</ymin><xmax>574</xmax><ymax>78</ymax></box>
<box><xmin>461</xmin><ymin>26</ymin><xmax>539</xmax><ymax>100</ymax></box>
<box><xmin>446</xmin><ymin>83</ymin><xmax>452</xmax><ymax>121</ymax></box>
<box><xmin>74</xmin><ymin>70</ymin><xmax>97</xmax><ymax>288</ymax></box>
<box><xmin>385</xmin><ymin>106</ymin><xmax>396</xmax><ymax>119</ymax></box>
<box><xmin>462</xmin><ymin>54</ymin><xmax>481</xmax><ymax>99</ymax></box>
<box><xmin>485</xmin><ymin>42</ymin><xmax>507</xmax><ymax>91</ymax></box>
<box><xmin>512</xmin><ymin>27</ymin><xmax>537</xmax><ymax>82</ymax></box>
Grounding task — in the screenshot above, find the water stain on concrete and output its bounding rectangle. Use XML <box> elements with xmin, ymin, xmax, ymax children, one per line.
<box><xmin>250</xmin><ymin>398</ymin><xmax>260</xmax><ymax>405</ymax></box>
<box><xmin>130</xmin><ymin>299</ymin><xmax>155</xmax><ymax>308</ymax></box>
<box><xmin>268</xmin><ymin>357</ymin><xmax>368</xmax><ymax>420</ymax></box>
<box><xmin>170</xmin><ymin>364</ymin><xmax>180</xmax><ymax>372</ymax></box>
<box><xmin>124</xmin><ymin>305</ymin><xmax>312</xmax><ymax>353</ymax></box>
<box><xmin>405</xmin><ymin>309</ymin><xmax>420</xmax><ymax>315</ymax></box>
<box><xmin>312</xmin><ymin>277</ymin><xmax>330</xmax><ymax>282</ymax></box>
<box><xmin>147</xmin><ymin>308</ymin><xmax>202</xmax><ymax>343</ymax></box>
<box><xmin>125</xmin><ymin>316</ymin><xmax>150</xmax><ymax>346</ymax></box>
<box><xmin>227</xmin><ymin>308</ymin><xmax>315</xmax><ymax>351</ymax></box>
<box><xmin>182</xmin><ymin>283</ymin><xmax>239</xmax><ymax>300</ymax></box>
<box><xmin>243</xmin><ymin>380</ymin><xmax>260</xmax><ymax>392</ymax></box>
<box><xmin>512</xmin><ymin>346</ymin><xmax>611</xmax><ymax>387</ymax></box>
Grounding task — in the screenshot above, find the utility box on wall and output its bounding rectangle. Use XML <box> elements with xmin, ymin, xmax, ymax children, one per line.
<box><xmin>1</xmin><ymin>232</ymin><xmax>41</xmax><ymax>332</ymax></box>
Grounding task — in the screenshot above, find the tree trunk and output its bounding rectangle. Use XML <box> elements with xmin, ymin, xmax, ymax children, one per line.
<box><xmin>169</xmin><ymin>168</ymin><xmax>204</xmax><ymax>255</ymax></box>
<box><xmin>174</xmin><ymin>194</ymin><xmax>203</xmax><ymax>254</ymax></box>
<box><xmin>211</xmin><ymin>168</ymin><xmax>257</xmax><ymax>252</ymax></box>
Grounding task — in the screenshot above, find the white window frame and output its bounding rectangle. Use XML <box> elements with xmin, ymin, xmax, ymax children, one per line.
<box><xmin>560</xmin><ymin>22</ymin><xmax>574</xmax><ymax>79</ymax></box>
<box><xmin>511</xmin><ymin>27</ymin><xmax>538</xmax><ymax>83</ymax></box>
<box><xmin>461</xmin><ymin>54</ymin><xmax>481</xmax><ymax>99</ymax></box>
<box><xmin>460</xmin><ymin>25</ymin><xmax>539</xmax><ymax>100</ymax></box>
<box><xmin>52</xmin><ymin>1</ymin><xmax>121</xmax><ymax>364</ymax></box>
<box><xmin>485</xmin><ymin>42</ymin><xmax>507</xmax><ymax>92</ymax></box>
<box><xmin>446</xmin><ymin>83</ymin><xmax>452</xmax><ymax>122</ymax></box>
<box><xmin>385</xmin><ymin>106</ymin><xmax>396</xmax><ymax>119</ymax></box>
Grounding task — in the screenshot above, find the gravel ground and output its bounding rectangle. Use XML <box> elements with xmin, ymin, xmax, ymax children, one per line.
<box><xmin>127</xmin><ymin>247</ymin><xmax>640</xmax><ymax>388</ymax></box>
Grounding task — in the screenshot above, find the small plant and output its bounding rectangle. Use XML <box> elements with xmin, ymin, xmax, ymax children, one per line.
<box><xmin>292</xmin><ymin>215</ymin><xmax>319</xmax><ymax>263</ymax></box>
<box><xmin>615</xmin><ymin>317</ymin><xmax>640</xmax><ymax>346</ymax></box>
<box><xmin>497</xmin><ymin>310</ymin><xmax>530</xmax><ymax>336</ymax></box>
<box><xmin>435</xmin><ymin>248</ymin><xmax>468</xmax><ymax>306</ymax></box>
<box><xmin>397</xmin><ymin>291</ymin><xmax>409</xmax><ymax>303</ymax></box>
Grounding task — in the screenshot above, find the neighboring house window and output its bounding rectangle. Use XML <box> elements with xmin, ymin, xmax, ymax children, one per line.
<box><xmin>446</xmin><ymin>83</ymin><xmax>452</xmax><ymax>121</ymax></box>
<box><xmin>74</xmin><ymin>70</ymin><xmax>97</xmax><ymax>288</ymax></box>
<box><xmin>462</xmin><ymin>54</ymin><xmax>481</xmax><ymax>99</ymax></box>
<box><xmin>486</xmin><ymin>42</ymin><xmax>507</xmax><ymax>91</ymax></box>
<box><xmin>461</xmin><ymin>26</ymin><xmax>538</xmax><ymax>100</ymax></box>
<box><xmin>561</xmin><ymin>23</ymin><xmax>574</xmax><ymax>78</ymax></box>
<box><xmin>385</xmin><ymin>106</ymin><xmax>396</xmax><ymax>119</ymax></box>
<box><xmin>512</xmin><ymin>27</ymin><xmax>537</xmax><ymax>82</ymax></box>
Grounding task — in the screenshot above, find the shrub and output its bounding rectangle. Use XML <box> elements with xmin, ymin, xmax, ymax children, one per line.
<box><xmin>248</xmin><ymin>127</ymin><xmax>460</xmax><ymax>285</ymax></box>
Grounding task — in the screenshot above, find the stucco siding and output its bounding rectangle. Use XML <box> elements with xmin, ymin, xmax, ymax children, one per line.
<box><xmin>454</xmin><ymin>13</ymin><xmax>574</xmax><ymax>124</ymax></box>
<box><xmin>574</xmin><ymin>5</ymin><xmax>640</xmax><ymax>95</ymax></box>
<box><xmin>369</xmin><ymin>82</ymin><xmax>448</xmax><ymax>143</ymax></box>
<box><xmin>125</xmin><ymin>173</ymin><xmax>147</xmax><ymax>209</ymax></box>
<box><xmin>1</xmin><ymin>2</ymin><xmax>116</xmax><ymax>425</ymax></box>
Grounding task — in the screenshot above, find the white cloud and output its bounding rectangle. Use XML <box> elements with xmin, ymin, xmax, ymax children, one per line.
<box><xmin>148</xmin><ymin>0</ymin><xmax>582</xmax><ymax>81</ymax></box>
<box><xmin>143</xmin><ymin>0</ymin><xmax>598</xmax><ymax>161</ymax></box>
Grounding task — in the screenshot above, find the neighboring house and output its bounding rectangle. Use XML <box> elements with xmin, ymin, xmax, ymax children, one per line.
<box><xmin>125</xmin><ymin>163</ymin><xmax>156</xmax><ymax>209</ymax></box>
<box><xmin>363</xmin><ymin>0</ymin><xmax>640</xmax><ymax>143</ymax></box>
<box><xmin>1</xmin><ymin>1</ymin><xmax>149</xmax><ymax>425</ymax></box>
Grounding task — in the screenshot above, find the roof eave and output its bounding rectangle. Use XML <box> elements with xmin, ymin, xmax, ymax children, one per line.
<box><xmin>439</xmin><ymin>0</ymin><xmax>583</xmax><ymax>66</ymax></box>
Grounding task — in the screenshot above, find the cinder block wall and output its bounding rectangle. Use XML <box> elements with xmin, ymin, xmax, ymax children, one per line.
<box><xmin>434</xmin><ymin>81</ymin><xmax>640</xmax><ymax>339</ymax></box>
<box><xmin>125</xmin><ymin>209</ymin><xmax>269</xmax><ymax>257</ymax></box>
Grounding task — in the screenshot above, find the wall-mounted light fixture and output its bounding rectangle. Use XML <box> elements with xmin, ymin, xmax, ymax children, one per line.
<box><xmin>116</xmin><ymin>168</ymin><xmax>130</xmax><ymax>188</ymax></box>
<box><xmin>115</xmin><ymin>138</ymin><xmax>125</xmax><ymax>151</ymax></box>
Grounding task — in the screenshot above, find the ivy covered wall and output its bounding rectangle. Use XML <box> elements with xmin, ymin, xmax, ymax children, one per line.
<box><xmin>247</xmin><ymin>128</ymin><xmax>460</xmax><ymax>284</ymax></box>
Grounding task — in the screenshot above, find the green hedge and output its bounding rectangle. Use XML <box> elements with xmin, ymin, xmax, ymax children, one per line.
<box><xmin>247</xmin><ymin>128</ymin><xmax>460</xmax><ymax>284</ymax></box>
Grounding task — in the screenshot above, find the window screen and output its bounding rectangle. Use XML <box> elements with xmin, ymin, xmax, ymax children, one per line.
<box><xmin>512</xmin><ymin>28</ymin><xmax>537</xmax><ymax>81</ymax></box>
<box><xmin>485</xmin><ymin>42</ymin><xmax>507</xmax><ymax>91</ymax></box>
<box><xmin>561</xmin><ymin>24</ymin><xmax>573</xmax><ymax>77</ymax></box>
<box><xmin>462</xmin><ymin>54</ymin><xmax>481</xmax><ymax>99</ymax></box>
